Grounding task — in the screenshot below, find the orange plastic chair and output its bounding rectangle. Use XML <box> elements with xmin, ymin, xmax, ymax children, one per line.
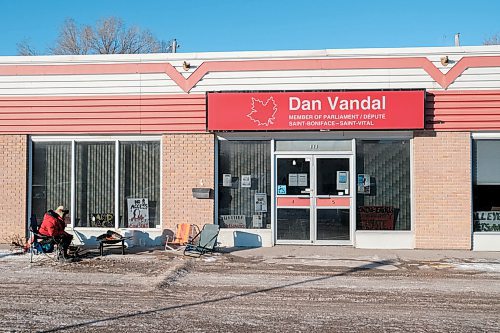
<box><xmin>165</xmin><ymin>223</ymin><xmax>199</xmax><ymax>251</ymax></box>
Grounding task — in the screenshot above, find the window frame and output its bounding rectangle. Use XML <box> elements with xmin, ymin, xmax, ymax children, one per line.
<box><xmin>471</xmin><ymin>133</ymin><xmax>500</xmax><ymax>234</ymax></box>
<box><xmin>29</xmin><ymin>135</ymin><xmax>162</xmax><ymax>230</ymax></box>
<box><xmin>354</xmin><ymin>139</ymin><xmax>413</xmax><ymax>231</ymax></box>
<box><xmin>216</xmin><ymin>138</ymin><xmax>272</xmax><ymax>229</ymax></box>
<box><xmin>216</xmin><ymin>131</ymin><xmax>414</xmax><ymax>239</ymax></box>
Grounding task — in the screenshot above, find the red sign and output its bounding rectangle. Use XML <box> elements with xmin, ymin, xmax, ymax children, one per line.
<box><xmin>358</xmin><ymin>206</ymin><xmax>395</xmax><ymax>230</ymax></box>
<box><xmin>208</xmin><ymin>91</ymin><xmax>424</xmax><ymax>131</ymax></box>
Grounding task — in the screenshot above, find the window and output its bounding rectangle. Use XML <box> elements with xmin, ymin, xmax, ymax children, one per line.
<box><xmin>119</xmin><ymin>142</ymin><xmax>160</xmax><ymax>228</ymax></box>
<box><xmin>356</xmin><ymin>140</ymin><xmax>411</xmax><ymax>231</ymax></box>
<box><xmin>75</xmin><ymin>142</ymin><xmax>115</xmax><ymax>227</ymax></box>
<box><xmin>31</xmin><ymin>142</ymin><xmax>72</xmax><ymax>222</ymax></box>
<box><xmin>473</xmin><ymin>140</ymin><xmax>500</xmax><ymax>232</ymax></box>
<box><xmin>31</xmin><ymin>138</ymin><xmax>161</xmax><ymax>229</ymax></box>
<box><xmin>218</xmin><ymin>140</ymin><xmax>271</xmax><ymax>229</ymax></box>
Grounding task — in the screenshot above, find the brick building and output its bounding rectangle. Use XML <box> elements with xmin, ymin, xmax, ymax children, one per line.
<box><xmin>0</xmin><ymin>45</ymin><xmax>499</xmax><ymax>251</ymax></box>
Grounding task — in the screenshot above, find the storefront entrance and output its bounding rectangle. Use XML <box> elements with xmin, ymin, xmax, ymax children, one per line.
<box><xmin>275</xmin><ymin>154</ymin><xmax>353</xmax><ymax>245</ymax></box>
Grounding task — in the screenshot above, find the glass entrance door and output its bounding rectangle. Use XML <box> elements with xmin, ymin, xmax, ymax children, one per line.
<box><xmin>275</xmin><ymin>155</ymin><xmax>353</xmax><ymax>245</ymax></box>
<box><xmin>314</xmin><ymin>156</ymin><xmax>352</xmax><ymax>244</ymax></box>
<box><xmin>276</xmin><ymin>156</ymin><xmax>312</xmax><ymax>243</ymax></box>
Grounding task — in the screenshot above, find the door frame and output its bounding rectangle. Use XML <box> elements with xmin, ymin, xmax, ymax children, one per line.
<box><xmin>274</xmin><ymin>154</ymin><xmax>313</xmax><ymax>245</ymax></box>
<box><xmin>313</xmin><ymin>154</ymin><xmax>354</xmax><ymax>245</ymax></box>
<box><xmin>274</xmin><ymin>153</ymin><xmax>354</xmax><ymax>245</ymax></box>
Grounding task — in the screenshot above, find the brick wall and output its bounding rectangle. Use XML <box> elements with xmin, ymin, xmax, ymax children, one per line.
<box><xmin>413</xmin><ymin>131</ymin><xmax>471</xmax><ymax>249</ymax></box>
<box><xmin>0</xmin><ymin>135</ymin><xmax>27</xmax><ymax>244</ymax></box>
<box><xmin>162</xmin><ymin>133</ymin><xmax>214</xmax><ymax>233</ymax></box>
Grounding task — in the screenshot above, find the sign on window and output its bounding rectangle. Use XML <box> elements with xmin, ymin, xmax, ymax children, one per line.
<box><xmin>255</xmin><ymin>193</ymin><xmax>267</xmax><ymax>213</ymax></box>
<box><xmin>220</xmin><ymin>215</ymin><xmax>246</xmax><ymax>228</ymax></box>
<box><xmin>90</xmin><ymin>213</ymin><xmax>114</xmax><ymax>228</ymax></box>
<box><xmin>473</xmin><ymin>211</ymin><xmax>500</xmax><ymax>232</ymax></box>
<box><xmin>127</xmin><ymin>198</ymin><xmax>149</xmax><ymax>228</ymax></box>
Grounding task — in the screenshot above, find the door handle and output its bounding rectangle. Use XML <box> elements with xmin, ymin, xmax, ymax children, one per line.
<box><xmin>301</xmin><ymin>188</ymin><xmax>313</xmax><ymax>194</ymax></box>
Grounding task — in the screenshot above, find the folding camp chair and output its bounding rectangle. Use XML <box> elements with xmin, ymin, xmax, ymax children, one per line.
<box><xmin>28</xmin><ymin>214</ymin><xmax>64</xmax><ymax>263</ymax></box>
<box><xmin>165</xmin><ymin>223</ymin><xmax>199</xmax><ymax>251</ymax></box>
<box><xmin>67</xmin><ymin>227</ymin><xmax>84</xmax><ymax>257</ymax></box>
<box><xmin>183</xmin><ymin>224</ymin><xmax>220</xmax><ymax>257</ymax></box>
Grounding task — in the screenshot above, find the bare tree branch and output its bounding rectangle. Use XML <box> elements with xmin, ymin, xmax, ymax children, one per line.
<box><xmin>50</xmin><ymin>19</ymin><xmax>89</xmax><ymax>55</ymax></box>
<box><xmin>484</xmin><ymin>33</ymin><xmax>500</xmax><ymax>45</ymax></box>
<box><xmin>17</xmin><ymin>16</ymin><xmax>174</xmax><ymax>55</ymax></box>
<box><xmin>17</xmin><ymin>39</ymin><xmax>39</xmax><ymax>56</ymax></box>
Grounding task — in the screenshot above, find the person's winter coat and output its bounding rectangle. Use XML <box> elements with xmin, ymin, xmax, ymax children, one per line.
<box><xmin>39</xmin><ymin>210</ymin><xmax>66</xmax><ymax>237</ymax></box>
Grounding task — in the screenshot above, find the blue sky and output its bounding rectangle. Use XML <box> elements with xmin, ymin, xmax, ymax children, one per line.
<box><xmin>1</xmin><ymin>0</ymin><xmax>499</xmax><ymax>56</ymax></box>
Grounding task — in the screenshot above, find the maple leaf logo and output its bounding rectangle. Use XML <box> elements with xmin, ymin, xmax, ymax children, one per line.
<box><xmin>247</xmin><ymin>97</ymin><xmax>278</xmax><ymax>126</ymax></box>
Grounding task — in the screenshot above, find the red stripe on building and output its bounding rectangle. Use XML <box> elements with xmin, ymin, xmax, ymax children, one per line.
<box><xmin>2</xmin><ymin>56</ymin><xmax>500</xmax><ymax>91</ymax></box>
<box><xmin>426</xmin><ymin>90</ymin><xmax>500</xmax><ymax>130</ymax></box>
<box><xmin>0</xmin><ymin>94</ymin><xmax>206</xmax><ymax>134</ymax></box>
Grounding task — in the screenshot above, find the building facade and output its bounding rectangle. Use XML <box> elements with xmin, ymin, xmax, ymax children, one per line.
<box><xmin>0</xmin><ymin>46</ymin><xmax>499</xmax><ymax>250</ymax></box>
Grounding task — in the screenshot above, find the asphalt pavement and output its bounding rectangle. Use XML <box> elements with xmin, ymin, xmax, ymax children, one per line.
<box><xmin>221</xmin><ymin>245</ymin><xmax>500</xmax><ymax>272</ymax></box>
<box><xmin>2</xmin><ymin>243</ymin><xmax>500</xmax><ymax>272</ymax></box>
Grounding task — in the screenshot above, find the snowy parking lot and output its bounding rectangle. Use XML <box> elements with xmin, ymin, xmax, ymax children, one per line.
<box><xmin>0</xmin><ymin>247</ymin><xmax>499</xmax><ymax>332</ymax></box>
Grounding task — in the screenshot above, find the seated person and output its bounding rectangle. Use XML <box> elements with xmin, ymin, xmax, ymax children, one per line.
<box><xmin>39</xmin><ymin>206</ymin><xmax>73</xmax><ymax>258</ymax></box>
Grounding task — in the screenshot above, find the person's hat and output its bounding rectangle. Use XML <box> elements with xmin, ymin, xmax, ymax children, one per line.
<box><xmin>55</xmin><ymin>205</ymin><xmax>69</xmax><ymax>217</ymax></box>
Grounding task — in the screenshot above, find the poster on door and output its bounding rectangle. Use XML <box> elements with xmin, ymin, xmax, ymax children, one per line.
<box><xmin>298</xmin><ymin>173</ymin><xmax>308</xmax><ymax>187</ymax></box>
<box><xmin>336</xmin><ymin>171</ymin><xmax>349</xmax><ymax>190</ymax></box>
<box><xmin>127</xmin><ymin>198</ymin><xmax>149</xmax><ymax>228</ymax></box>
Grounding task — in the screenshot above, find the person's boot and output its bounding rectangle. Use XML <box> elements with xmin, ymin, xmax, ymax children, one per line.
<box><xmin>59</xmin><ymin>250</ymin><xmax>73</xmax><ymax>263</ymax></box>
